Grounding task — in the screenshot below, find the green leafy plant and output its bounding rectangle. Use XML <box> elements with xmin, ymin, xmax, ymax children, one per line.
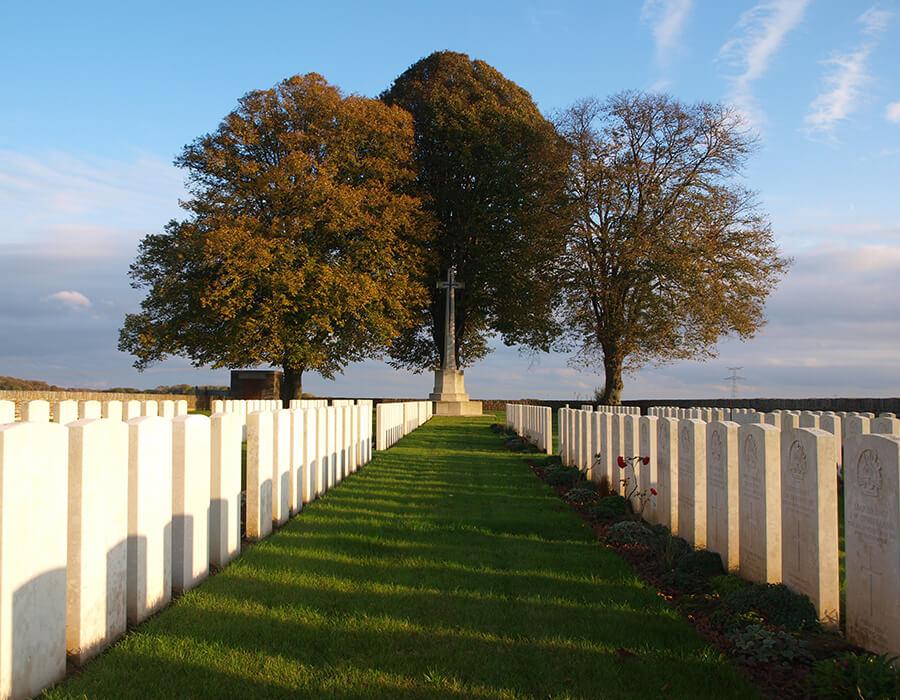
<box><xmin>722</xmin><ymin>583</ymin><xmax>818</xmax><ymax>631</ymax></box>
<box><xmin>809</xmin><ymin>653</ymin><xmax>900</xmax><ymax>700</ymax></box>
<box><xmin>651</xmin><ymin>531</ymin><xmax>691</xmax><ymax>571</ymax></box>
<box><xmin>661</xmin><ymin>570</ymin><xmax>710</xmax><ymax>594</ymax></box>
<box><xmin>710</xmin><ymin>575</ymin><xmax>750</xmax><ymax>598</ymax></box>
<box><xmin>564</xmin><ymin>486</ymin><xmax>598</xmax><ymax>505</ymax></box>
<box><xmin>675</xmin><ymin>550</ymin><xmax>724</xmax><ymax>578</ymax></box>
<box><xmin>544</xmin><ymin>465</ymin><xmax>581</xmax><ymax>488</ymax></box>
<box><xmin>587</xmin><ymin>495</ymin><xmax>628</xmax><ymax>522</ymax></box>
<box><xmin>596</xmin><ymin>472</ymin><xmax>613</xmax><ymax>498</ymax></box>
<box><xmin>728</xmin><ymin>624</ymin><xmax>812</xmax><ymax>667</ymax></box>
<box><xmin>606</xmin><ymin>520</ymin><xmax>656</xmax><ymax>547</ymax></box>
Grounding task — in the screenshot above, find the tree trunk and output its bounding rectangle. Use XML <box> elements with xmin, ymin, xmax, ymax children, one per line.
<box><xmin>281</xmin><ymin>366</ymin><xmax>303</xmax><ymax>406</ymax></box>
<box><xmin>600</xmin><ymin>353</ymin><xmax>624</xmax><ymax>405</ymax></box>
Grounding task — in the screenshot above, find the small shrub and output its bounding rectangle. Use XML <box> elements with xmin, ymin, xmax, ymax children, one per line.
<box><xmin>606</xmin><ymin>520</ymin><xmax>656</xmax><ymax>547</ymax></box>
<box><xmin>652</xmin><ymin>532</ymin><xmax>692</xmax><ymax>571</ymax></box>
<box><xmin>661</xmin><ymin>569</ymin><xmax>710</xmax><ymax>594</ymax></box>
<box><xmin>728</xmin><ymin>624</ymin><xmax>812</xmax><ymax>667</ymax></box>
<box><xmin>722</xmin><ymin>583</ymin><xmax>818</xmax><ymax>631</ymax></box>
<box><xmin>809</xmin><ymin>653</ymin><xmax>900</xmax><ymax>700</ymax></box>
<box><xmin>675</xmin><ymin>550</ymin><xmax>725</xmax><ymax>578</ymax></box>
<box><xmin>564</xmin><ymin>486</ymin><xmax>598</xmax><ymax>505</ymax></box>
<box><xmin>596</xmin><ymin>474</ymin><xmax>613</xmax><ymax>498</ymax></box>
<box><xmin>710</xmin><ymin>574</ymin><xmax>750</xmax><ymax>598</ymax></box>
<box><xmin>544</xmin><ymin>465</ymin><xmax>580</xmax><ymax>487</ymax></box>
<box><xmin>587</xmin><ymin>494</ymin><xmax>628</xmax><ymax>521</ymax></box>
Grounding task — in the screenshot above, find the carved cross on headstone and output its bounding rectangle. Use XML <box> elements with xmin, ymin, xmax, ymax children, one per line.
<box><xmin>436</xmin><ymin>267</ymin><xmax>464</xmax><ymax>371</ymax></box>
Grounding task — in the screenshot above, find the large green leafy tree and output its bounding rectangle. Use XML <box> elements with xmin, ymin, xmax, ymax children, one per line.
<box><xmin>120</xmin><ymin>74</ymin><xmax>431</xmax><ymax>401</ymax></box>
<box><xmin>555</xmin><ymin>93</ymin><xmax>790</xmax><ymax>403</ymax></box>
<box><xmin>381</xmin><ymin>51</ymin><xmax>571</xmax><ymax>370</ymax></box>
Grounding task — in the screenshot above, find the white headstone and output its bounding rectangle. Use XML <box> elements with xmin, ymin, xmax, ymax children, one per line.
<box><xmin>142</xmin><ymin>400</ymin><xmax>159</xmax><ymax>417</ymax></box>
<box><xmin>102</xmin><ymin>400</ymin><xmax>123</xmax><ymax>421</ymax></box>
<box><xmin>171</xmin><ymin>415</ymin><xmax>211</xmax><ymax>594</ymax></box>
<box><xmin>639</xmin><ymin>416</ymin><xmax>658</xmax><ymax>523</ymax></box>
<box><xmin>781</xmin><ymin>427</ymin><xmax>840</xmax><ymax>626</ymax></box>
<box><xmin>246</xmin><ymin>412</ymin><xmax>274</xmax><ymax>540</ymax></box>
<box><xmin>871</xmin><ymin>416</ymin><xmax>900</xmax><ymax>436</ymax></box>
<box><xmin>0</xmin><ymin>400</ymin><xmax>13</xmax><ymax>424</ymax></box>
<box><xmin>67</xmin><ymin>418</ymin><xmax>129</xmax><ymax>663</ymax></box>
<box><xmin>79</xmin><ymin>400</ymin><xmax>101</xmax><ymax>420</ymax></box>
<box><xmin>316</xmin><ymin>407</ymin><xmax>328</xmax><ymax>496</ymax></box>
<box><xmin>0</xmin><ymin>422</ymin><xmax>68</xmax><ymax>698</ymax></box>
<box><xmin>302</xmin><ymin>409</ymin><xmax>317</xmax><ymax>504</ymax></box>
<box><xmin>23</xmin><ymin>399</ymin><xmax>50</xmax><ymax>422</ymax></box>
<box><xmin>124</xmin><ymin>400</ymin><xmax>142</xmax><ymax>420</ymax></box>
<box><xmin>707</xmin><ymin>421</ymin><xmax>740</xmax><ymax>571</ymax></box>
<box><xmin>656</xmin><ymin>417</ymin><xmax>679</xmax><ymax>532</ymax></box>
<box><xmin>738</xmin><ymin>422</ymin><xmax>782</xmax><ymax>584</ymax></box>
<box><xmin>52</xmin><ymin>399</ymin><xmax>78</xmax><ymax>425</ymax></box>
<box><xmin>844</xmin><ymin>433</ymin><xmax>900</xmax><ymax>656</ymax></box>
<box><xmin>209</xmin><ymin>412</ymin><xmax>242</xmax><ymax>568</ymax></box>
<box><xmin>126</xmin><ymin>416</ymin><xmax>172</xmax><ymax>624</ymax></box>
<box><xmin>677</xmin><ymin>419</ymin><xmax>707</xmax><ymax>547</ymax></box>
<box><xmin>272</xmin><ymin>409</ymin><xmax>291</xmax><ymax>527</ymax></box>
<box><xmin>289</xmin><ymin>409</ymin><xmax>304</xmax><ymax>514</ymax></box>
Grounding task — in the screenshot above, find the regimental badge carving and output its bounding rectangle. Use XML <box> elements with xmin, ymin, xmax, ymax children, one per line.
<box><xmin>744</xmin><ymin>434</ymin><xmax>759</xmax><ymax>475</ymax></box>
<box><xmin>788</xmin><ymin>440</ymin><xmax>807</xmax><ymax>481</ymax></box>
<box><xmin>856</xmin><ymin>448</ymin><xmax>882</xmax><ymax>498</ymax></box>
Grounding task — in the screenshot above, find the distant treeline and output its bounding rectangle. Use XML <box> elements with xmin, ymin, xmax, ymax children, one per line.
<box><xmin>0</xmin><ymin>376</ymin><xmax>227</xmax><ymax>395</ymax></box>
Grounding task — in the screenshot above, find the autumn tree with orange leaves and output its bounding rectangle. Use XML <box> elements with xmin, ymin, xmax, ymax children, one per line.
<box><xmin>120</xmin><ymin>74</ymin><xmax>431</xmax><ymax>400</ymax></box>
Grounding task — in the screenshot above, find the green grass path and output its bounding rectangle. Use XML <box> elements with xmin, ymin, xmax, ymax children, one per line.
<box><xmin>49</xmin><ymin>414</ymin><xmax>757</xmax><ymax>699</ymax></box>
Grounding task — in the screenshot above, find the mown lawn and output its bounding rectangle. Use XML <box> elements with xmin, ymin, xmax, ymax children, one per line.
<box><xmin>47</xmin><ymin>413</ymin><xmax>757</xmax><ymax>699</ymax></box>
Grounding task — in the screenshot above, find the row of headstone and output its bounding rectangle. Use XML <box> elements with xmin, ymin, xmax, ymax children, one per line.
<box><xmin>559</xmin><ymin>407</ymin><xmax>900</xmax><ymax>659</ymax></box>
<box><xmin>577</xmin><ymin>404</ymin><xmax>639</xmax><ymax>415</ymax></box>
<box><xmin>505</xmin><ymin>404</ymin><xmax>552</xmax><ymax>454</ymax></box>
<box><xmin>0</xmin><ymin>398</ymin><xmax>190</xmax><ymax>425</ymax></box>
<box><xmin>375</xmin><ymin>401</ymin><xmax>432</xmax><ymax>450</ymax></box>
<box><xmin>0</xmin><ymin>401</ymin><xmax>374</xmax><ymax>699</ymax></box>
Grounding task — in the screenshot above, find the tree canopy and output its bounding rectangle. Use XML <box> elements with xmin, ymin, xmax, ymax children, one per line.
<box><xmin>381</xmin><ymin>51</ymin><xmax>571</xmax><ymax>371</ymax></box>
<box><xmin>554</xmin><ymin>92</ymin><xmax>789</xmax><ymax>403</ymax></box>
<box><xmin>119</xmin><ymin>73</ymin><xmax>431</xmax><ymax>400</ymax></box>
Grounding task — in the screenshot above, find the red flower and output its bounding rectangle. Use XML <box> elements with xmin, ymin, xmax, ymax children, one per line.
<box><xmin>617</xmin><ymin>455</ymin><xmax>626</xmax><ymax>468</ymax></box>
<box><xmin>642</xmin><ymin>456</ymin><xmax>650</xmax><ymax>465</ymax></box>
<box><xmin>650</xmin><ymin>488</ymin><xmax>658</xmax><ymax>496</ymax></box>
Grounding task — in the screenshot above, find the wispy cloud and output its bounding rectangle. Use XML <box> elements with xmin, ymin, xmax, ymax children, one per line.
<box><xmin>642</xmin><ymin>0</ymin><xmax>693</xmax><ymax>68</ymax></box>
<box><xmin>719</xmin><ymin>0</ymin><xmax>810</xmax><ymax>128</ymax></box>
<box><xmin>886</xmin><ymin>101</ymin><xmax>900</xmax><ymax>124</ymax></box>
<box><xmin>804</xmin><ymin>7</ymin><xmax>893</xmax><ymax>137</ymax></box>
<box><xmin>46</xmin><ymin>290</ymin><xmax>92</xmax><ymax>311</ymax></box>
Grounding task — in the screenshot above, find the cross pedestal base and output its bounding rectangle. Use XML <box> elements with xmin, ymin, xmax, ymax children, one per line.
<box><xmin>429</xmin><ymin>369</ymin><xmax>482</xmax><ymax>416</ymax></box>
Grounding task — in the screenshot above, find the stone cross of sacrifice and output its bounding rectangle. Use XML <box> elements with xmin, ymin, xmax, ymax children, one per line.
<box><xmin>436</xmin><ymin>267</ymin><xmax>464</xmax><ymax>371</ymax></box>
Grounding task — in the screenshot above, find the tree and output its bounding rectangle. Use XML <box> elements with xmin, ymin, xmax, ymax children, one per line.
<box><xmin>381</xmin><ymin>51</ymin><xmax>570</xmax><ymax>370</ymax></box>
<box><xmin>554</xmin><ymin>93</ymin><xmax>789</xmax><ymax>404</ymax></box>
<box><xmin>119</xmin><ymin>74</ymin><xmax>431</xmax><ymax>401</ymax></box>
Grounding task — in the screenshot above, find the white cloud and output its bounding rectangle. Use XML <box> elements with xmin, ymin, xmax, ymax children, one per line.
<box><xmin>719</xmin><ymin>0</ymin><xmax>810</xmax><ymax>127</ymax></box>
<box><xmin>886</xmin><ymin>101</ymin><xmax>900</xmax><ymax>124</ymax></box>
<box><xmin>804</xmin><ymin>7</ymin><xmax>892</xmax><ymax>136</ymax></box>
<box><xmin>642</xmin><ymin>0</ymin><xmax>693</xmax><ymax>64</ymax></box>
<box><xmin>0</xmin><ymin>150</ymin><xmax>184</xmax><ymax>254</ymax></box>
<box><xmin>46</xmin><ymin>290</ymin><xmax>92</xmax><ymax>311</ymax></box>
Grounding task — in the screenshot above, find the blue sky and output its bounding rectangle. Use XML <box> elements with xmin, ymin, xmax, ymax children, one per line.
<box><xmin>1</xmin><ymin>0</ymin><xmax>899</xmax><ymax>399</ymax></box>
